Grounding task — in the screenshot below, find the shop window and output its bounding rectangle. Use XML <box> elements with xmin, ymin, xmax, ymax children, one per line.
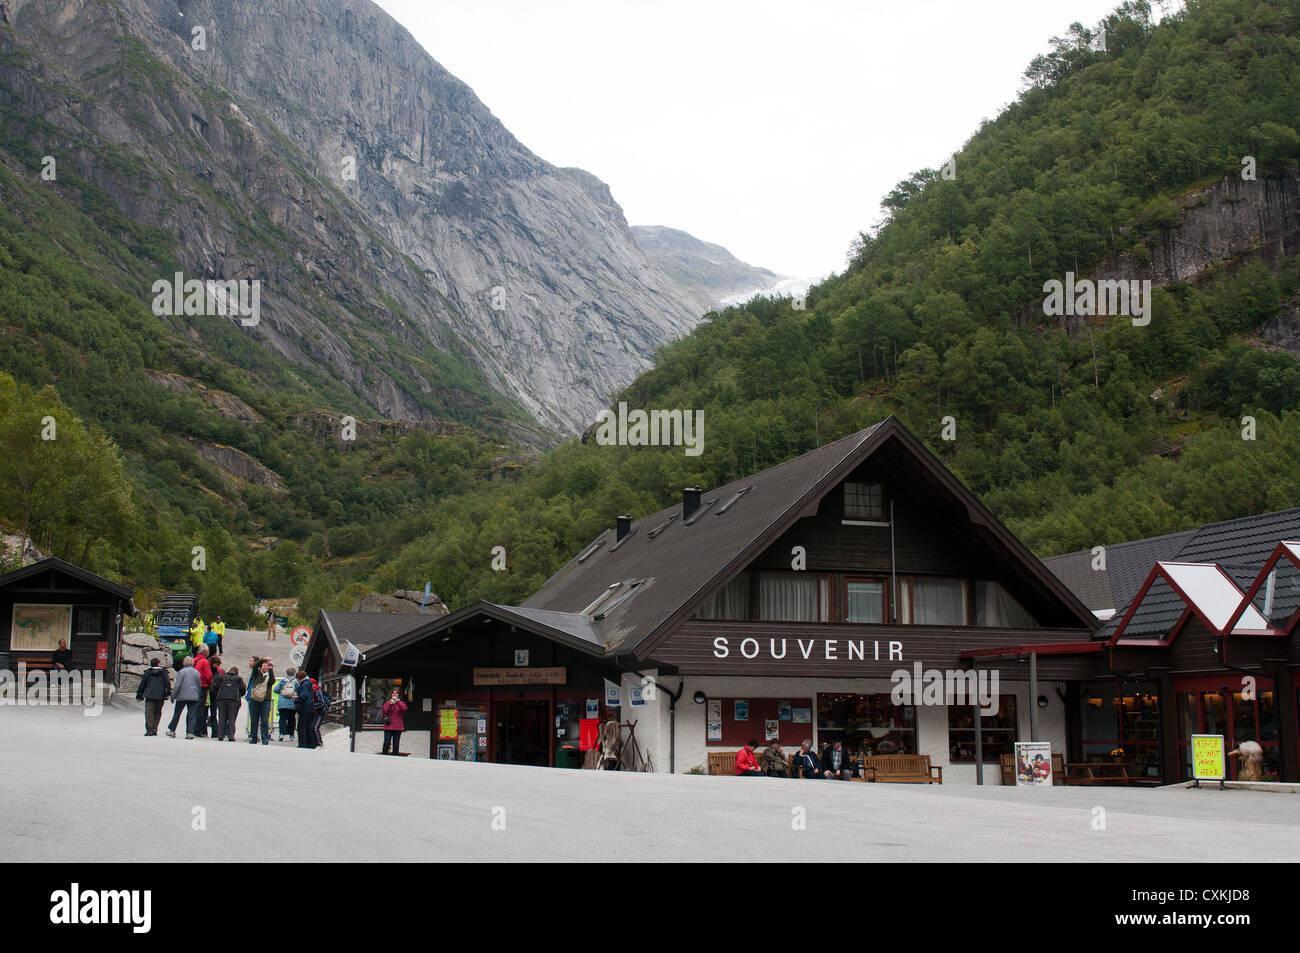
<box><xmin>948</xmin><ymin>695</ymin><xmax>1018</xmax><ymax>762</ymax></box>
<box><xmin>707</xmin><ymin>697</ymin><xmax>814</xmax><ymax>748</ymax></box>
<box><xmin>816</xmin><ymin>693</ymin><xmax>915</xmax><ymax>758</ymax></box>
<box><xmin>758</xmin><ymin>573</ymin><xmax>828</xmax><ymax>622</ymax></box>
<box><xmin>843</xmin><ymin>481</ymin><xmax>885</xmax><ymax>521</ymax></box>
<box><xmin>695</xmin><ymin>575</ymin><xmax>751</xmax><ymax>620</ymax></box>
<box><xmin>898</xmin><ymin>577</ymin><xmax>967</xmax><ymax>625</ymax></box>
<box><xmin>1079</xmin><ymin>681</ymin><xmax>1162</xmax><ymax>780</ymax></box>
<box><xmin>436</xmin><ymin>698</ymin><xmax>489</xmax><ymax>762</ymax></box>
<box><xmin>974</xmin><ymin>581</ymin><xmax>1038</xmax><ymax>627</ymax></box>
<box><xmin>845</xmin><ymin>579</ymin><xmax>885</xmax><ymax>624</ymax></box>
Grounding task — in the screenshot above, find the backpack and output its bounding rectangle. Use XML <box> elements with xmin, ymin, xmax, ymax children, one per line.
<box><xmin>313</xmin><ymin>686</ymin><xmax>331</xmax><ymax>713</ymax></box>
<box><xmin>278</xmin><ymin>678</ymin><xmax>296</xmax><ymax>699</ymax></box>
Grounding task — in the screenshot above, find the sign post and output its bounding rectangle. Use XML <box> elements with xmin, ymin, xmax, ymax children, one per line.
<box><xmin>1013</xmin><ymin>741</ymin><xmax>1053</xmax><ymax>787</ymax></box>
<box><xmin>1191</xmin><ymin>734</ymin><xmax>1226</xmax><ymax>789</ymax></box>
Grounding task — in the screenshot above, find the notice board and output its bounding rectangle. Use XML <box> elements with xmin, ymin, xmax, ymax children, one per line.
<box><xmin>708</xmin><ymin>697</ymin><xmax>812</xmax><ymax>747</ymax></box>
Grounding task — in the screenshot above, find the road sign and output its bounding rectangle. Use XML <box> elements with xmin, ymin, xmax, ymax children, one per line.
<box><xmin>290</xmin><ymin>626</ymin><xmax>311</xmax><ymax>646</ymax></box>
<box><xmin>289</xmin><ymin>645</ymin><xmax>306</xmax><ymax>667</ymax></box>
<box><xmin>342</xmin><ymin>641</ymin><xmax>360</xmax><ymax>667</ymax></box>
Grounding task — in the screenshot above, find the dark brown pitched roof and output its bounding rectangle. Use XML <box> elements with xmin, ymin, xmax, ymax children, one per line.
<box><xmin>0</xmin><ymin>556</ymin><xmax>136</xmax><ymax>614</ymax></box>
<box><xmin>1044</xmin><ymin>529</ymin><xmax>1196</xmax><ymax>614</ymax></box>
<box><xmin>523</xmin><ymin>416</ymin><xmax>1096</xmax><ymax>659</ymax></box>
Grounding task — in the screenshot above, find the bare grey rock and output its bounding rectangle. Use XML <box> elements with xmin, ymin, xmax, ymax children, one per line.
<box><xmin>2</xmin><ymin>0</ymin><xmax>703</xmax><ymax>434</ymax></box>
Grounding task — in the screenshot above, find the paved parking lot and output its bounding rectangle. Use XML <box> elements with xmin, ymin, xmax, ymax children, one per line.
<box><xmin>3</xmin><ymin>701</ymin><xmax>1299</xmax><ymax>862</ymax></box>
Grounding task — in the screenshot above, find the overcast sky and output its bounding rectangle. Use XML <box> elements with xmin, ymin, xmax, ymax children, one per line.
<box><xmin>374</xmin><ymin>0</ymin><xmax>1151</xmax><ymax>279</ymax></box>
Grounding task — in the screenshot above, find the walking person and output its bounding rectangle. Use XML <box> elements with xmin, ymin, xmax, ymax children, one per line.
<box><xmin>295</xmin><ymin>669</ymin><xmax>316</xmax><ymax>749</ymax></box>
<box><xmin>205</xmin><ymin>655</ymin><xmax>224</xmax><ymax>737</ymax></box>
<box><xmin>213</xmin><ymin>616</ymin><xmax>225</xmax><ymax>655</ymax></box>
<box><xmin>274</xmin><ymin>667</ymin><xmax>298</xmax><ymax>742</ymax></box>
<box><xmin>166</xmin><ymin>657</ymin><xmax>202</xmax><ymax>739</ymax></box>
<box><xmin>380</xmin><ymin>688</ymin><xmax>408</xmax><ymax>755</ymax></box>
<box><xmin>246</xmin><ymin>657</ymin><xmax>276</xmax><ymax>745</ymax></box>
<box><xmin>213</xmin><ymin>666</ymin><xmax>245</xmax><ymax>741</ymax></box>
<box><xmin>135</xmin><ymin>657</ymin><xmax>171</xmax><ymax>736</ymax></box>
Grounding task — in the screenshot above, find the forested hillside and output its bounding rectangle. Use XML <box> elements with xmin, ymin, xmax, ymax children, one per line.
<box><xmin>369</xmin><ymin>0</ymin><xmax>1300</xmax><ymax>609</ymax></box>
<box><xmin>3</xmin><ymin>0</ymin><xmax>1298</xmax><ymax>627</ymax></box>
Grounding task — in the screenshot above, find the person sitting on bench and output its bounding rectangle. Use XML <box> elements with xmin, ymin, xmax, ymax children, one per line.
<box><xmin>794</xmin><ymin>739</ymin><xmax>830</xmax><ymax>778</ymax></box>
<box><xmin>822</xmin><ymin>739</ymin><xmax>856</xmax><ymax>780</ymax></box>
<box><xmin>735</xmin><ymin>739</ymin><xmax>763</xmax><ymax>776</ymax></box>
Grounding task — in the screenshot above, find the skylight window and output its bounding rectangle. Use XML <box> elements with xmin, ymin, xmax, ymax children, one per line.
<box><xmin>715</xmin><ymin>486</ymin><xmax>753</xmax><ymax>516</ymax></box>
<box><xmin>581</xmin><ymin>579</ymin><xmax>647</xmax><ymax>620</ymax></box>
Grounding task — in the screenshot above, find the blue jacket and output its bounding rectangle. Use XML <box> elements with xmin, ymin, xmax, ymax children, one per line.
<box><xmin>295</xmin><ymin>677</ymin><xmax>316</xmax><ymax>715</ymax></box>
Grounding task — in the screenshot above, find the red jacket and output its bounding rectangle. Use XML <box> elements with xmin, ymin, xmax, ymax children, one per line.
<box><xmin>381</xmin><ymin>699</ymin><xmax>409</xmax><ymax>732</ymax></box>
<box><xmin>735</xmin><ymin>746</ymin><xmax>759</xmax><ymax>774</ymax></box>
<box><xmin>194</xmin><ymin>656</ymin><xmax>212</xmax><ymax>688</ymax></box>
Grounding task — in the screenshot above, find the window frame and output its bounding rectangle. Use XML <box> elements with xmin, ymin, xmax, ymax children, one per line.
<box><xmin>842</xmin><ymin>481</ymin><xmax>886</xmax><ymax>522</ymax></box>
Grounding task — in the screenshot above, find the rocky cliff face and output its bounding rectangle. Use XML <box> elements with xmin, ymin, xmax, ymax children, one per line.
<box><xmin>0</xmin><ymin>0</ymin><xmax>700</xmax><ymax>433</ymax></box>
<box><xmin>630</xmin><ymin>225</ymin><xmax>781</xmax><ymax>313</ymax></box>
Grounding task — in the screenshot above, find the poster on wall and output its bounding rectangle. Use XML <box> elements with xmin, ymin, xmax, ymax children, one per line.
<box><xmin>586</xmin><ymin>698</ymin><xmax>599</xmax><ymax>719</ymax></box>
<box><xmin>734</xmin><ymin>700</ymin><xmax>749</xmax><ymax>721</ymax></box>
<box><xmin>778</xmin><ymin>701</ymin><xmax>791</xmax><ymax>721</ymax></box>
<box><xmin>439</xmin><ymin>709</ymin><xmax>458</xmax><ymax>740</ymax></box>
<box><xmin>707</xmin><ymin>700</ymin><xmax>722</xmax><ymax>741</ymax></box>
<box><xmin>457</xmin><ymin>734</ymin><xmax>477</xmax><ymax>761</ymax></box>
<box><xmin>1191</xmin><ymin>734</ymin><xmax>1225</xmax><ymax>782</ymax></box>
<box><xmin>1014</xmin><ymin>741</ymin><xmax>1053</xmax><ymax>787</ymax></box>
<box><xmin>436</xmin><ymin>744</ymin><xmax>454</xmax><ymax>760</ymax></box>
<box><xmin>10</xmin><ymin>604</ymin><xmax>72</xmax><ymax>651</ymax></box>
<box><xmin>764</xmin><ymin>719</ymin><xmax>779</xmax><ymax>741</ymax></box>
<box><xmin>604</xmin><ymin>679</ymin><xmax>621</xmax><ymax>710</ymax></box>
<box><xmin>792</xmin><ymin>708</ymin><xmax>811</xmax><ymax>724</ymax></box>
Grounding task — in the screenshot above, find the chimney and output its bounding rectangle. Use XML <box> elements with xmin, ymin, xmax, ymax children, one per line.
<box><xmin>683</xmin><ymin>486</ymin><xmax>702</xmax><ymax>521</ymax></box>
<box><xmin>616</xmin><ymin>514</ymin><xmax>632</xmax><ymax>542</ymax></box>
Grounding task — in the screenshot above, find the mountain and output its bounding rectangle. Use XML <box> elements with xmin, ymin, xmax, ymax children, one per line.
<box><xmin>0</xmin><ymin>0</ymin><xmax>700</xmax><ymax>434</ymax></box>
<box><xmin>630</xmin><ymin>224</ymin><xmax>783</xmax><ymax>312</ymax></box>
<box><xmin>369</xmin><ymin>0</ymin><xmax>1300</xmax><ymax>612</ymax></box>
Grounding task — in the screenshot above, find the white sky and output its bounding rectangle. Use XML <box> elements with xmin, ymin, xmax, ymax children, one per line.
<box><xmin>374</xmin><ymin>0</ymin><xmax>1143</xmax><ymax>278</ymax></box>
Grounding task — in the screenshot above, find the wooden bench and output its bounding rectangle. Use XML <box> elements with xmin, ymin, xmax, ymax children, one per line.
<box><xmin>862</xmin><ymin>754</ymin><xmax>942</xmax><ymax>784</ymax></box>
<box><xmin>1063</xmin><ymin>761</ymin><xmax>1135</xmax><ymax>786</ymax></box>
<box><xmin>12</xmin><ymin>655</ymin><xmax>56</xmax><ymax>672</ymax></box>
<box><xmin>707</xmin><ymin>750</ymin><xmax>797</xmax><ymax>777</ymax></box>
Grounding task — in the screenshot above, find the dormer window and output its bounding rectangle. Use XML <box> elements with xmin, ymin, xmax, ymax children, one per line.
<box><xmin>843</xmin><ymin>482</ymin><xmax>885</xmax><ymax>521</ymax></box>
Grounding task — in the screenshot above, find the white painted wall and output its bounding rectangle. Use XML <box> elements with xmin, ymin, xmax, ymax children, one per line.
<box><xmin>650</xmin><ymin>675</ymin><xmax>1070</xmax><ymax>785</ymax></box>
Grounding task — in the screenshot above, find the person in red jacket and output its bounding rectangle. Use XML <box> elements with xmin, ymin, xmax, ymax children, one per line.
<box><xmin>380</xmin><ymin>688</ymin><xmax>409</xmax><ymax>756</ymax></box>
<box><xmin>735</xmin><ymin>739</ymin><xmax>763</xmax><ymax>776</ymax></box>
<box><xmin>192</xmin><ymin>647</ymin><xmax>214</xmax><ymax>738</ymax></box>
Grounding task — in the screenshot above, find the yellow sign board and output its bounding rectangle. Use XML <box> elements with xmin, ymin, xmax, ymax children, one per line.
<box><xmin>439</xmin><ymin>709</ymin><xmax>458</xmax><ymax>740</ymax></box>
<box><xmin>1191</xmin><ymin>734</ymin><xmax>1225</xmax><ymax>781</ymax></box>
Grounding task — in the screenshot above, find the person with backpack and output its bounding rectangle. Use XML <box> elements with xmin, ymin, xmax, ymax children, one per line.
<box><xmin>205</xmin><ymin>655</ymin><xmax>224</xmax><ymax>737</ymax></box>
<box><xmin>309</xmin><ymin>677</ymin><xmax>330</xmax><ymax>748</ymax></box>
<box><xmin>213</xmin><ymin>665</ymin><xmax>246</xmax><ymax>741</ymax></box>
<box><xmin>274</xmin><ymin>666</ymin><xmax>298</xmax><ymax>742</ymax></box>
<box><xmin>295</xmin><ymin>670</ymin><xmax>316</xmax><ymax>749</ymax></box>
<box><xmin>380</xmin><ymin>688</ymin><xmax>408</xmax><ymax>755</ymax></box>
<box><xmin>135</xmin><ymin>657</ymin><xmax>171</xmax><ymax>736</ymax></box>
<box><xmin>192</xmin><ymin>646</ymin><xmax>214</xmax><ymax>738</ymax></box>
<box><xmin>246</xmin><ymin>657</ymin><xmax>276</xmax><ymax>745</ymax></box>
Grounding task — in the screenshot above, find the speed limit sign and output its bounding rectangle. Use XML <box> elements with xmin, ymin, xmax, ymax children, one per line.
<box><xmin>290</xmin><ymin>626</ymin><xmax>312</xmax><ymax>646</ymax></box>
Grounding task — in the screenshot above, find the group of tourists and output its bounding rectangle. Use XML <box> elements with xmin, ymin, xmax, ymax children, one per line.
<box><xmin>187</xmin><ymin>616</ymin><xmax>225</xmax><ymax>657</ymax></box>
<box><xmin>734</xmin><ymin>738</ymin><xmax>859</xmax><ymax>779</ymax></box>
<box><xmin>134</xmin><ymin>644</ymin><xmax>332</xmax><ymax>749</ymax></box>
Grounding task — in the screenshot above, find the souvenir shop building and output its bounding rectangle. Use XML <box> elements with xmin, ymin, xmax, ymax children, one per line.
<box><xmin>311</xmin><ymin>416</ymin><xmax>1300</xmax><ymax>782</ymax></box>
<box><xmin>318</xmin><ymin>417</ymin><xmax>1119</xmax><ymax>782</ymax></box>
